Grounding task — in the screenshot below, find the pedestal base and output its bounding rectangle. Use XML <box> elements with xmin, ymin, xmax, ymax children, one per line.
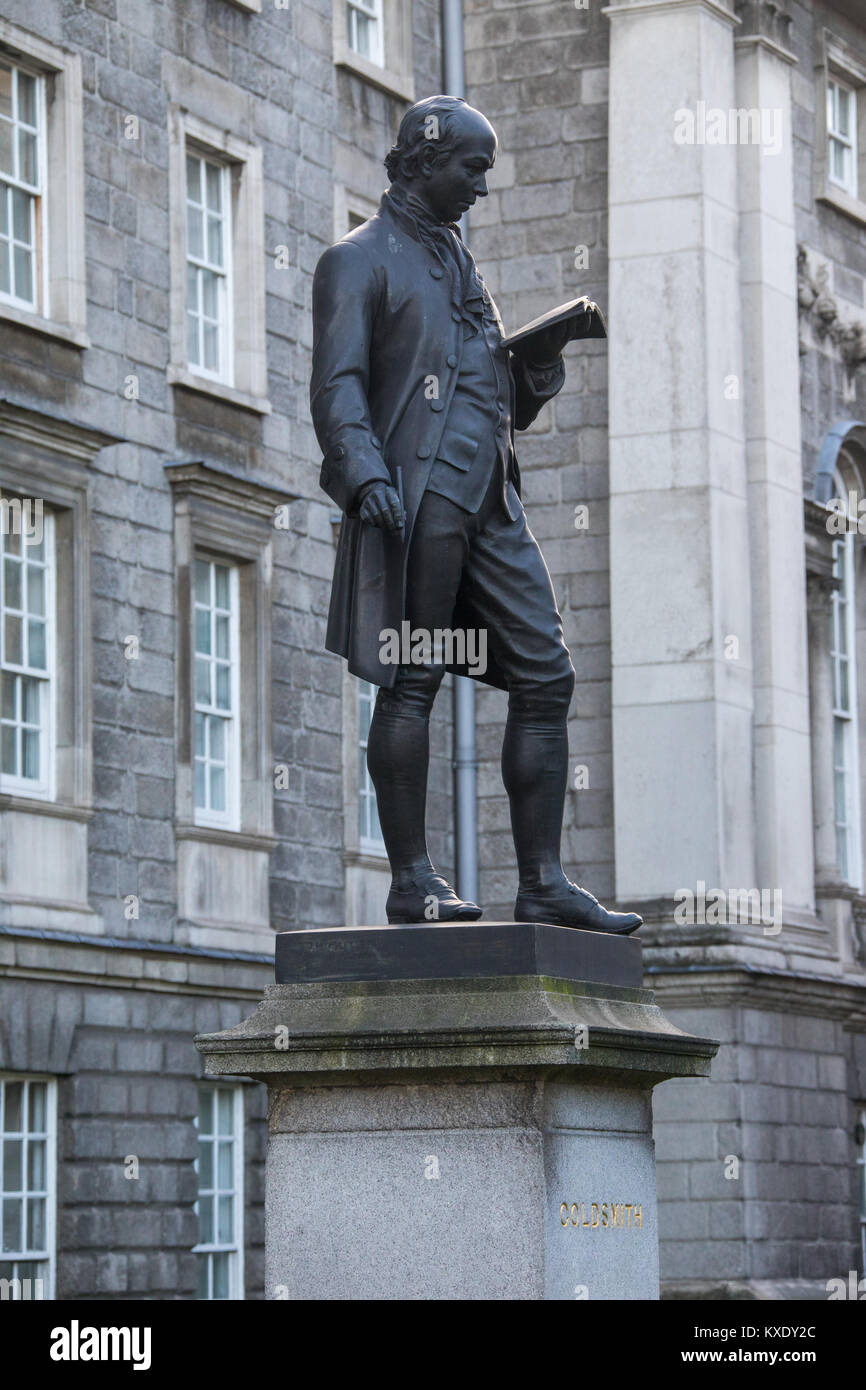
<box><xmin>195</xmin><ymin>922</ymin><xmax>718</xmax><ymax>1300</ymax></box>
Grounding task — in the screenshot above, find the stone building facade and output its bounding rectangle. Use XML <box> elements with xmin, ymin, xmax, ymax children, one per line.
<box><xmin>0</xmin><ymin>0</ymin><xmax>864</xmax><ymax>1301</ymax></box>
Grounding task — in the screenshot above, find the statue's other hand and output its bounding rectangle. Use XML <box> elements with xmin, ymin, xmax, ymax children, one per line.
<box><xmin>359</xmin><ymin>482</ymin><xmax>405</xmax><ymax>534</ymax></box>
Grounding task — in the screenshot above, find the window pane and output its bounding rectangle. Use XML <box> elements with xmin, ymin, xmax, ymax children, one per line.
<box><xmin>201</xmin><ymin>269</ymin><xmax>219</xmax><ymax>321</ymax></box>
<box><xmin>27</xmin><ymin>1140</ymin><xmax>45</xmax><ymax>1190</ymax></box>
<box><xmin>17</xmin><ymin>72</ymin><xmax>36</xmax><ymax>128</ymax></box>
<box><xmin>4</xmin><ymin>556</ymin><xmax>21</xmax><ymax>608</ymax></box>
<box><xmin>217</xmin><ymin>1194</ymin><xmax>233</xmax><ymax>1244</ymax></box>
<box><xmin>212</xmin><ymin>1251</ymin><xmax>230</xmax><ymax>1299</ymax></box>
<box><xmin>2</xmin><ymin>1198</ymin><xmax>22</xmax><ymax>1253</ymax></box>
<box><xmin>837</xmin><ymin>87</ymin><xmax>852</xmax><ymax>139</ymax></box>
<box><xmin>5</xmin><ymin>614</ymin><xmax>22</xmax><ymax>664</ymax></box>
<box><xmin>209</xmin><ymin>716</ymin><xmax>225</xmax><ymax>762</ymax></box>
<box><xmin>22</xmin><ymin>729</ymin><xmax>39</xmax><ymax>779</ymax></box>
<box><xmin>214</xmin><ymin>567</ymin><xmax>229</xmax><ymax>609</ymax></box>
<box><xmin>27</xmin><ymin>619</ymin><xmax>46</xmax><ymax>670</ymax></box>
<box><xmin>187</xmin><ymin>311</ymin><xmax>199</xmax><ymax>366</ymax></box>
<box><xmin>27</xmin><ymin>1197</ymin><xmax>45</xmax><ymax>1250</ymax></box>
<box><xmin>197</xmin><ymin>1088</ymin><xmax>213</xmax><ymax>1135</ymax></box>
<box><xmin>21</xmin><ymin>677</ymin><xmax>40</xmax><ymax>725</ymax></box>
<box><xmin>27</xmin><ymin>564</ymin><xmax>44</xmax><ymax>616</ymax></box>
<box><xmin>215</xmin><ymin>664</ymin><xmax>230</xmax><ymax>710</ymax></box>
<box><xmin>186</xmin><ymin>261</ymin><xmax>199</xmax><ymax>312</ymax></box>
<box><xmin>1</xmin><ymin>672</ymin><xmax>15</xmax><ymax>719</ymax></box>
<box><xmin>205</xmin><ymin>162</ymin><xmax>222</xmax><ymax>213</ymax></box>
<box><xmin>215</xmin><ymin>614</ymin><xmax>229</xmax><ymax>659</ymax></box>
<box><xmin>11</xmin><ymin>188</ymin><xmax>30</xmax><ymax>243</ymax></box>
<box><xmin>13</xmin><ymin>244</ymin><xmax>32</xmax><ymax>304</ymax></box>
<box><xmin>217</xmin><ymin>1140</ymin><xmax>232</xmax><ymax>1188</ymax></box>
<box><xmin>1</xmin><ymin>724</ymin><xmax>16</xmax><ymax>774</ymax></box>
<box><xmin>186</xmin><ymin>154</ymin><xmax>201</xmax><ymax>204</ymax></box>
<box><xmin>203</xmin><ymin>322</ymin><xmax>219</xmax><ymax>372</ymax></box>
<box><xmin>194</xmin><ymin>710</ymin><xmax>206</xmax><ymax>757</ymax></box>
<box><xmin>28</xmin><ymin>1084</ymin><xmax>46</xmax><ymax>1133</ymax></box>
<box><xmin>196</xmin><ymin>1253</ymin><xmax>209</xmax><ymax>1299</ymax></box>
<box><xmin>198</xmin><ymin>1194</ymin><xmax>213</xmax><ymax>1245</ymax></box>
<box><xmin>209</xmin><ymin>764</ymin><xmax>225</xmax><ymax>811</ymax></box>
<box><xmin>195</xmin><ymin>606</ymin><xmax>211</xmax><ymax>656</ymax></box>
<box><xmin>18</xmin><ymin>131</ymin><xmax>36</xmax><ymax>186</ymax></box>
<box><xmin>0</xmin><ymin>65</ymin><xmax>11</xmax><ymax>118</ymax></box>
<box><xmin>187</xmin><ymin>203</ymin><xmax>203</xmax><ymax>260</ymax></box>
<box><xmin>0</xmin><ymin>124</ymin><xmax>12</xmax><ymax>176</ymax></box>
<box><xmin>194</xmin><ymin>560</ymin><xmax>210</xmax><ymax>604</ymax></box>
<box><xmin>195</xmin><ymin>657</ymin><xmax>210</xmax><ymax>704</ymax></box>
<box><xmin>0</xmin><ymin>237</ymin><xmax>9</xmax><ymax>295</ymax></box>
<box><xmin>207</xmin><ymin>215</ymin><xmax>222</xmax><ymax>267</ymax></box>
<box><xmin>197</xmin><ymin>1138</ymin><xmax>213</xmax><ymax>1189</ymax></box>
<box><xmin>216</xmin><ymin>1090</ymin><xmax>233</xmax><ymax>1135</ymax></box>
<box><xmin>3</xmin><ymin>1140</ymin><xmax>22</xmax><ymax>1191</ymax></box>
<box><xmin>4</xmin><ymin>1082</ymin><xmax>22</xmax><ymax>1131</ymax></box>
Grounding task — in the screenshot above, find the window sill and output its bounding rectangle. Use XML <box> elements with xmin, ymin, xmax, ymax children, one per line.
<box><xmin>167</xmin><ymin>365</ymin><xmax>272</xmax><ymax>416</ymax></box>
<box><xmin>334</xmin><ymin>45</ymin><xmax>415</xmax><ymax>103</ymax></box>
<box><xmin>0</xmin><ymin>301</ymin><xmax>90</xmax><ymax>349</ymax></box>
<box><xmin>176</xmin><ymin>822</ymin><xmax>278</xmax><ymax>854</ymax></box>
<box><xmin>817</xmin><ymin>182</ymin><xmax>866</xmax><ymax>230</ymax></box>
<box><xmin>0</xmin><ymin>794</ymin><xmax>94</xmax><ymax>822</ymax></box>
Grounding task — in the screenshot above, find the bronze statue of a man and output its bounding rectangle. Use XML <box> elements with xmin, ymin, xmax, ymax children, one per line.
<box><xmin>311</xmin><ymin>95</ymin><xmax>641</xmax><ymax>935</ymax></box>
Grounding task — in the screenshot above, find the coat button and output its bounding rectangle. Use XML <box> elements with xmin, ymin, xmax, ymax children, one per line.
<box><xmin>429</xmin><ymin>266</ymin><xmax>444</xmax><ymax>279</ymax></box>
<box><xmin>430</xmin><ymin>400</ymin><xmax>444</xmax><ymax>412</ymax></box>
<box><xmin>451</xmin><ymin>310</ymin><xmax>462</xmax><ymax>322</ymax></box>
<box><xmin>496</xmin><ymin>399</ymin><xmax>504</xmax><ymax>411</ymax></box>
<box><xmin>447</xmin><ymin>354</ymin><xmax>458</xmax><ymax>368</ymax></box>
<box><xmin>371</xmin><ymin>436</ymin><xmax>381</xmax><ymax>448</ymax></box>
<box><xmin>417</xmin><ymin>446</ymin><xmax>431</xmax><ymax>459</ymax></box>
<box><xmin>333</xmin><ymin>444</ymin><xmax>346</xmax><ymax>460</ymax></box>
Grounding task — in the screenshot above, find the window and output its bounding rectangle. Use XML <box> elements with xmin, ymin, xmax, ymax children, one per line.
<box><xmin>186</xmin><ymin>152</ymin><xmax>232</xmax><ymax>384</ymax></box>
<box><xmin>194</xmin><ymin>557</ymin><xmax>240</xmax><ymax>830</ymax></box>
<box><xmin>358</xmin><ymin>679</ymin><xmax>385</xmax><ymax>855</ymax></box>
<box><xmin>0</xmin><ymin>22</ymin><xmax>86</xmax><ymax>344</ymax></box>
<box><xmin>167</xmin><ymin>104</ymin><xmax>268</xmax><ymax>413</ymax></box>
<box><xmin>0</xmin><ymin>60</ymin><xmax>44</xmax><ymax>313</ymax></box>
<box><xmin>347</xmin><ymin>0</ymin><xmax>384</xmax><ymax>66</ymax></box>
<box><xmin>828</xmin><ymin>77</ymin><xmax>858</xmax><ymax>198</ymax></box>
<box><xmin>0</xmin><ymin>1076</ymin><xmax>55</xmax><ymax>1299</ymax></box>
<box><xmin>831</xmin><ymin>525</ymin><xmax>862</xmax><ymax>888</ymax></box>
<box><xmin>0</xmin><ymin>499</ymin><xmax>53</xmax><ymax>798</ymax></box>
<box><xmin>332</xmin><ymin>0</ymin><xmax>414</xmax><ymax>103</ymax></box>
<box><xmin>194</xmin><ymin>1083</ymin><xmax>243</xmax><ymax>1301</ymax></box>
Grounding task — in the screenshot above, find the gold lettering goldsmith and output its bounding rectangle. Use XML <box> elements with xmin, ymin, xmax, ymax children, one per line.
<box><xmin>560</xmin><ymin>1202</ymin><xmax>644</xmax><ymax>1229</ymax></box>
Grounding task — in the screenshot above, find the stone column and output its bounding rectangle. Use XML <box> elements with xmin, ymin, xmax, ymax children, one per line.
<box><xmin>605</xmin><ymin>0</ymin><xmax>755</xmax><ymax>901</ymax></box>
<box><xmin>735</xmin><ymin>1</ymin><xmax>815</xmax><ymax>912</ymax></box>
<box><xmin>195</xmin><ymin>923</ymin><xmax>717</xmax><ymax>1301</ymax></box>
<box><xmin>804</xmin><ymin>500</ymin><xmax>841</xmax><ymax>887</ymax></box>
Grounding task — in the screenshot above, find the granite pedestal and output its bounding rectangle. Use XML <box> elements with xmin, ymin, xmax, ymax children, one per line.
<box><xmin>195</xmin><ymin>921</ymin><xmax>718</xmax><ymax>1300</ymax></box>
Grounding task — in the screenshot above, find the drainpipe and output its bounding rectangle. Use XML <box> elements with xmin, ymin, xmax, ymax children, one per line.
<box><xmin>441</xmin><ymin>0</ymin><xmax>479</xmax><ymax>903</ymax></box>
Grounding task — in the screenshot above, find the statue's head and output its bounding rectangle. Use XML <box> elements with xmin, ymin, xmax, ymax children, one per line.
<box><xmin>385</xmin><ymin>95</ymin><xmax>497</xmax><ymax>224</ymax></box>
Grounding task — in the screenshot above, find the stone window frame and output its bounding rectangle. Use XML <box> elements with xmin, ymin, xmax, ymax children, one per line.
<box><xmin>332</xmin><ymin>0</ymin><xmax>415</xmax><ymax>103</ymax></box>
<box><xmin>0</xmin><ymin>18</ymin><xmax>87</xmax><ymax>349</ymax></box>
<box><xmin>0</xmin><ymin>1072</ymin><xmax>58</xmax><ymax>1300</ymax></box>
<box><xmin>815</xmin><ymin>30</ymin><xmax>866</xmax><ymax>229</ymax></box>
<box><xmin>167</xmin><ymin>107</ymin><xmax>269</xmax><ymax>417</ymax></box>
<box><xmin>0</xmin><ymin>401</ymin><xmax>114</xmax><ymax>817</ymax></box>
<box><xmin>166</xmin><ymin>461</ymin><xmax>289</xmax><ymax>852</ymax></box>
<box><xmin>0</xmin><ymin>504</ymin><xmax>56</xmax><ymax>801</ymax></box>
<box><xmin>193</xmin><ymin>1080</ymin><xmax>245</xmax><ymax>1302</ymax></box>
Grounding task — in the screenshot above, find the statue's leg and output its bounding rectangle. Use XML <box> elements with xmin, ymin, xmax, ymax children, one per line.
<box><xmin>462</xmin><ymin>495</ymin><xmax>641</xmax><ymax>933</ymax></box>
<box><xmin>366</xmin><ymin>488</ymin><xmax>482</xmax><ymax>921</ymax></box>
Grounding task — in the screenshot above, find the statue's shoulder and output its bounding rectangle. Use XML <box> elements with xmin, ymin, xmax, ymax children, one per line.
<box><xmin>315</xmin><ymin>210</ymin><xmax>387</xmax><ymax>283</ymax></box>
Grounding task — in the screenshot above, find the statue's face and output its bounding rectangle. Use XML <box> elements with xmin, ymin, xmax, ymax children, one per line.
<box><xmin>421</xmin><ymin>119</ymin><xmax>497</xmax><ymax>224</ymax></box>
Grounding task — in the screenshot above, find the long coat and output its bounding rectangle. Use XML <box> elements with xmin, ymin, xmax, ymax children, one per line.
<box><xmin>310</xmin><ymin>193</ymin><xmax>564</xmax><ymax>690</ymax></box>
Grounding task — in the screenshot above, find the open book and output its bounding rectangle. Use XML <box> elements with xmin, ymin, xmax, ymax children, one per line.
<box><xmin>502</xmin><ymin>296</ymin><xmax>607</xmax><ymax>355</ymax></box>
